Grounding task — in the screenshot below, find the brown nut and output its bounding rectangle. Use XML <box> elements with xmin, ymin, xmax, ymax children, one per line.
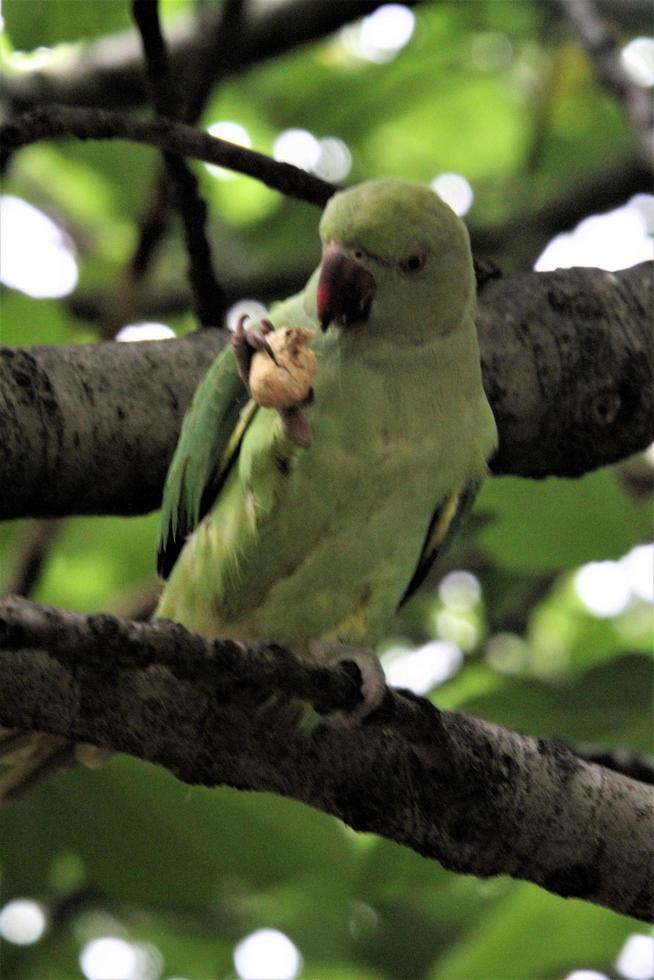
<box><xmin>249</xmin><ymin>327</ymin><xmax>316</xmax><ymax>409</ymax></box>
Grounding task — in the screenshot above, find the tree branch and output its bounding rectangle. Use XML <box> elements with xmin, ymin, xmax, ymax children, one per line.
<box><xmin>1</xmin><ymin>262</ymin><xmax>652</xmax><ymax>520</ymax></box>
<box><xmin>559</xmin><ymin>0</ymin><xmax>654</xmax><ymax>170</ymax></box>
<box><xmin>132</xmin><ymin>0</ymin><xmax>226</xmax><ymax>327</ymax></box>
<box><xmin>0</xmin><ymin>1</ymin><xmax>419</xmax><ymax>113</ymax></box>
<box><xmin>0</xmin><ymin>105</ymin><xmax>335</xmax><ymax>207</ymax></box>
<box><xmin>0</xmin><ymin>595</ymin><xmax>651</xmax><ymax>922</ymax></box>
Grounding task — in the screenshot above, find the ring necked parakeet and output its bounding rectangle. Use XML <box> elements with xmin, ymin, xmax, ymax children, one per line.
<box><xmin>0</xmin><ymin>179</ymin><xmax>496</xmax><ymax>799</ymax></box>
<box><xmin>155</xmin><ymin>178</ymin><xmax>497</xmax><ymax>720</ymax></box>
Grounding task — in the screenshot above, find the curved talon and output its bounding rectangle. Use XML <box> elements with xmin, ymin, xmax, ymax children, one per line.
<box><xmin>309</xmin><ymin>641</ymin><xmax>386</xmax><ymax>727</ymax></box>
<box><xmin>232</xmin><ymin>315</ymin><xmax>278</xmax><ymax>386</ymax></box>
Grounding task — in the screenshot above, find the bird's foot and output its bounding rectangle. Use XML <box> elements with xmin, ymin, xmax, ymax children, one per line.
<box><xmin>232</xmin><ymin>315</ymin><xmax>314</xmax><ymax>447</ymax></box>
<box><xmin>232</xmin><ymin>314</ymin><xmax>276</xmax><ymax>385</ymax></box>
<box><xmin>309</xmin><ymin>641</ymin><xmax>386</xmax><ymax>728</ymax></box>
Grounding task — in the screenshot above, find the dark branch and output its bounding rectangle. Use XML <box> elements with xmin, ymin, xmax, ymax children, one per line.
<box><xmin>2</xmin><ymin>520</ymin><xmax>62</xmax><ymax>598</ymax></box>
<box><xmin>116</xmin><ymin>0</ymin><xmax>245</xmax><ymax>326</ymax></box>
<box><xmin>559</xmin><ymin>0</ymin><xmax>654</xmax><ymax>170</ymax></box>
<box><xmin>1</xmin><ymin>262</ymin><xmax>651</xmax><ymax>520</ymax></box>
<box><xmin>478</xmin><ymin>261</ymin><xmax>654</xmax><ymax>477</ymax></box>
<box><xmin>569</xmin><ymin>741</ymin><xmax>654</xmax><ymax>786</ymax></box>
<box><xmin>0</xmin><ymin>595</ymin><xmax>652</xmax><ymax>922</ymax></box>
<box><xmin>470</xmin><ymin>154</ymin><xmax>653</xmax><ymax>266</ymax></box>
<box><xmin>132</xmin><ymin>0</ymin><xmax>226</xmax><ymax>327</ymax></box>
<box><xmin>0</xmin><ymin>105</ymin><xmax>336</xmax><ymax>207</ymax></box>
<box><xmin>0</xmin><ymin>1</ymin><xmax>418</xmax><ymax>113</ymax></box>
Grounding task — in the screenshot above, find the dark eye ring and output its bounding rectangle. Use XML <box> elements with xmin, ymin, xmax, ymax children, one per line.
<box><xmin>400</xmin><ymin>249</ymin><xmax>427</xmax><ymax>274</ymax></box>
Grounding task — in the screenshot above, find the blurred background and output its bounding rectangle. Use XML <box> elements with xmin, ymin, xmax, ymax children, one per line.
<box><xmin>0</xmin><ymin>0</ymin><xmax>653</xmax><ymax>977</ymax></box>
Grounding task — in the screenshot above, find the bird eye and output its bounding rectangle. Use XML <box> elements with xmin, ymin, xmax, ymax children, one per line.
<box><xmin>400</xmin><ymin>249</ymin><xmax>427</xmax><ymax>274</ymax></box>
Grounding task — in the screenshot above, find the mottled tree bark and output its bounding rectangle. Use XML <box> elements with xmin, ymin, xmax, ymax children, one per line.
<box><xmin>1</xmin><ymin>262</ymin><xmax>652</xmax><ymax>519</ymax></box>
<box><xmin>0</xmin><ymin>596</ymin><xmax>652</xmax><ymax>922</ymax></box>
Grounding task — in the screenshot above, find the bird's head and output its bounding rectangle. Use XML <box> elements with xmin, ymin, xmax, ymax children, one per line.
<box><xmin>317</xmin><ymin>179</ymin><xmax>475</xmax><ymax>341</ymax></box>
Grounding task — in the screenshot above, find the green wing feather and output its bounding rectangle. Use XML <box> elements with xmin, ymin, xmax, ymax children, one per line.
<box><xmin>157</xmin><ymin>289</ymin><xmax>314</xmax><ymax>580</ymax></box>
<box><xmin>398</xmin><ymin>480</ymin><xmax>481</xmax><ymax>607</ymax></box>
<box><xmin>157</xmin><ymin>342</ymin><xmax>253</xmax><ymax>578</ymax></box>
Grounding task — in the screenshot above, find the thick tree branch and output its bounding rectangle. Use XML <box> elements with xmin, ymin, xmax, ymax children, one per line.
<box><xmin>0</xmin><ymin>1</ymin><xmax>413</xmax><ymax>113</ymax></box>
<box><xmin>3</xmin><ymin>0</ymin><xmax>649</xmax><ymax>116</ymax></box>
<box><xmin>0</xmin><ymin>596</ymin><xmax>651</xmax><ymax>922</ymax></box>
<box><xmin>478</xmin><ymin>261</ymin><xmax>654</xmax><ymax>477</ymax></box>
<box><xmin>1</xmin><ymin>262</ymin><xmax>652</xmax><ymax>520</ymax></box>
<box><xmin>0</xmin><ymin>105</ymin><xmax>335</xmax><ymax>207</ymax></box>
<box><xmin>0</xmin><ymin>331</ymin><xmax>223</xmax><ymax>519</ymax></box>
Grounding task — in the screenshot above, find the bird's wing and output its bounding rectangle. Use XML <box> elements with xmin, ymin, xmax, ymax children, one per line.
<box><xmin>157</xmin><ymin>288</ymin><xmax>316</xmax><ymax>580</ymax></box>
<box><xmin>397</xmin><ymin>479</ymin><xmax>481</xmax><ymax>607</ymax></box>
<box><xmin>157</xmin><ymin>342</ymin><xmax>255</xmax><ymax>579</ymax></box>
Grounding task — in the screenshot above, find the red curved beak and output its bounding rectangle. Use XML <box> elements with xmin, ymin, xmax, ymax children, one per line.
<box><xmin>317</xmin><ymin>243</ymin><xmax>376</xmax><ymax>331</ymax></box>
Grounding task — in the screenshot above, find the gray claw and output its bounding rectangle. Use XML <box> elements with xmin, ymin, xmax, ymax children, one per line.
<box><xmin>232</xmin><ymin>315</ymin><xmax>277</xmax><ymax>385</ymax></box>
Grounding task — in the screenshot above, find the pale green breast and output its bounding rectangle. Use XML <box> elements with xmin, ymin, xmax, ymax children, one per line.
<box><xmin>158</xmin><ymin>323</ymin><xmax>495</xmax><ymax>651</ymax></box>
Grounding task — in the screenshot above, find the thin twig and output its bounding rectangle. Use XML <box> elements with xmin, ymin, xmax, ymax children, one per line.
<box><xmin>132</xmin><ymin>0</ymin><xmax>226</xmax><ymax>327</ymax></box>
<box><xmin>0</xmin><ymin>105</ymin><xmax>336</xmax><ymax>206</ymax></box>
<box><xmin>2</xmin><ymin>520</ymin><xmax>62</xmax><ymax>598</ymax></box>
<box><xmin>114</xmin><ymin>1</ymin><xmax>245</xmax><ymax>335</ymax></box>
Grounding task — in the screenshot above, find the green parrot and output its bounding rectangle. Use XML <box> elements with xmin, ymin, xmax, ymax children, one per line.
<box><xmin>0</xmin><ymin>179</ymin><xmax>497</xmax><ymax>800</ymax></box>
<box><xmin>155</xmin><ymin>178</ymin><xmax>497</xmax><ymax>721</ymax></box>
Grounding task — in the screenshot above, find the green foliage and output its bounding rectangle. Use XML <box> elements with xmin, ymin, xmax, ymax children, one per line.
<box><xmin>478</xmin><ymin>469</ymin><xmax>651</xmax><ymax>572</ymax></box>
<box><xmin>1</xmin><ymin>1</ymin><xmax>652</xmax><ymax>978</ymax></box>
<box><xmin>3</xmin><ymin>0</ymin><xmax>131</xmax><ymax>49</ymax></box>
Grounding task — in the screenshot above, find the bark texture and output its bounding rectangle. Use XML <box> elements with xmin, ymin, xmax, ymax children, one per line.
<box><xmin>0</xmin><ymin>332</ymin><xmax>223</xmax><ymax>518</ymax></box>
<box><xmin>478</xmin><ymin>261</ymin><xmax>654</xmax><ymax>477</ymax></box>
<box><xmin>0</xmin><ymin>596</ymin><xmax>652</xmax><ymax>923</ymax></box>
<box><xmin>1</xmin><ymin>262</ymin><xmax>652</xmax><ymax>520</ymax></box>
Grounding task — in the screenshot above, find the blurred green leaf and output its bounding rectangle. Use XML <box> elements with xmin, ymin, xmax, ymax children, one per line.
<box><xmin>0</xmin><ymin>756</ymin><xmax>353</xmax><ymax>907</ymax></box>
<box><xmin>429</xmin><ymin>880</ymin><xmax>637</xmax><ymax>979</ymax></box>
<box><xmin>477</xmin><ymin>469</ymin><xmax>651</xmax><ymax>572</ymax></box>
<box><xmin>448</xmin><ymin>654</ymin><xmax>653</xmax><ymax>750</ymax></box>
<box><xmin>3</xmin><ymin>0</ymin><xmax>131</xmax><ymax>49</ymax></box>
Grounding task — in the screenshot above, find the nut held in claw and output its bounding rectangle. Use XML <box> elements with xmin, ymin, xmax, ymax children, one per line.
<box><xmin>249</xmin><ymin>327</ymin><xmax>316</xmax><ymax>409</ymax></box>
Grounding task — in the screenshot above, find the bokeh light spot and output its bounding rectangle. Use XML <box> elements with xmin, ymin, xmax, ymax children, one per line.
<box><xmin>621</xmin><ymin>544</ymin><xmax>654</xmax><ymax>603</ymax></box>
<box><xmin>439</xmin><ymin>570</ymin><xmax>481</xmax><ymax>612</ymax></box>
<box><xmin>1</xmin><ymin>195</ymin><xmax>78</xmax><ymax>298</ymax></box>
<box><xmin>436</xmin><ymin>609</ymin><xmax>480</xmax><ymax>651</ymax></box>
<box><xmin>206</xmin><ymin>121</ymin><xmax>252</xmax><ymax>180</ymax></box>
<box><xmin>225</xmin><ymin>299</ymin><xmax>269</xmax><ymax>332</ymax></box>
<box><xmin>314</xmin><ymin>137</ymin><xmax>352</xmax><ymax>182</ymax></box>
<box><xmin>348</xmin><ymin>901</ymin><xmax>379</xmax><ymax>941</ymax></box>
<box><xmin>383</xmin><ymin>640</ymin><xmax>463</xmax><ymax>694</ymax></box>
<box><xmin>574</xmin><ymin>561</ymin><xmax>631</xmax><ymax>618</ymax></box>
<box><xmin>273</xmin><ymin>129</ymin><xmax>321</xmax><ymax>171</ymax></box>
<box><xmin>616</xmin><ymin>933</ymin><xmax>654</xmax><ymax>980</ymax></box>
<box><xmin>80</xmin><ymin>938</ymin><xmax>137</xmax><ymax>980</ymax></box>
<box><xmin>430</xmin><ymin>173</ymin><xmax>474</xmax><ymax>216</ymax></box>
<box><xmin>486</xmin><ymin>632</ymin><xmax>529</xmax><ymax>675</ymax></box>
<box><xmin>470</xmin><ymin>31</ymin><xmax>514</xmax><ymax>71</ymax></box>
<box><xmin>358</xmin><ymin>4</ymin><xmax>415</xmax><ymax>62</ymax></box>
<box><xmin>621</xmin><ymin>37</ymin><xmax>654</xmax><ymax>87</ymax></box>
<box><xmin>234</xmin><ymin>929</ymin><xmax>302</xmax><ymax>980</ymax></box>
<box><xmin>565</xmin><ymin>972</ymin><xmax>610</xmax><ymax>980</ymax></box>
<box><xmin>115</xmin><ymin>322</ymin><xmax>176</xmax><ymax>342</ymax></box>
<box><xmin>534</xmin><ymin>196</ymin><xmax>654</xmax><ymax>272</ymax></box>
<box><xmin>0</xmin><ymin>899</ymin><xmax>47</xmax><ymax>945</ymax></box>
